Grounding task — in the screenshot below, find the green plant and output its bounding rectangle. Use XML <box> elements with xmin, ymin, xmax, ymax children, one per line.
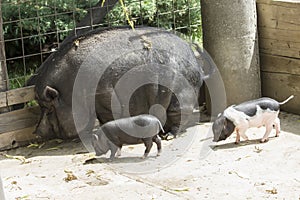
<box><xmin>2</xmin><ymin>0</ymin><xmax>98</xmax><ymax>88</ymax></box>
<box><xmin>106</xmin><ymin>0</ymin><xmax>202</xmax><ymax>42</ymax></box>
<box><xmin>2</xmin><ymin>0</ymin><xmax>202</xmax><ymax>89</ymax></box>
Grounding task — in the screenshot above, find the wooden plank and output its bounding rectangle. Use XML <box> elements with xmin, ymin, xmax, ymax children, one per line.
<box><xmin>271</xmin><ymin>0</ymin><xmax>300</xmax><ymax>7</ymax></box>
<box><xmin>6</xmin><ymin>85</ymin><xmax>35</xmax><ymax>106</ymax></box>
<box><xmin>257</xmin><ymin>0</ymin><xmax>300</xmax><ymax>7</ymax></box>
<box><xmin>258</xmin><ymin>27</ymin><xmax>300</xmax><ymax>58</ymax></box>
<box><xmin>259</xmin><ymin>38</ymin><xmax>300</xmax><ymax>58</ymax></box>
<box><xmin>257</xmin><ymin>0</ymin><xmax>274</xmax><ymax>4</ymax></box>
<box><xmin>259</xmin><ymin>27</ymin><xmax>300</xmax><ymax>43</ymax></box>
<box><xmin>260</xmin><ymin>53</ymin><xmax>300</xmax><ymax>75</ymax></box>
<box><xmin>257</xmin><ymin>3</ymin><xmax>300</xmax><ymax>31</ymax></box>
<box><xmin>261</xmin><ymin>72</ymin><xmax>300</xmax><ymax>114</ymax></box>
<box><xmin>0</xmin><ymin>106</ymin><xmax>40</xmax><ymax>134</ymax></box>
<box><xmin>0</xmin><ymin>91</ymin><xmax>6</xmax><ymax>107</ymax></box>
<box><xmin>257</xmin><ymin>0</ymin><xmax>300</xmax><ymax>59</ymax></box>
<box><xmin>0</xmin><ymin>127</ymin><xmax>37</xmax><ymax>151</ymax></box>
<box><xmin>0</xmin><ymin>85</ymin><xmax>35</xmax><ymax>108</ymax></box>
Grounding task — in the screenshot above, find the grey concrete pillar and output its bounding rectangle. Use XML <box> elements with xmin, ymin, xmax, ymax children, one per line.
<box><xmin>201</xmin><ymin>0</ymin><xmax>261</xmax><ymax>109</ymax></box>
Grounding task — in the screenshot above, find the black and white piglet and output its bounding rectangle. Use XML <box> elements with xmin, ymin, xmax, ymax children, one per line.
<box><xmin>92</xmin><ymin>114</ymin><xmax>164</xmax><ymax>160</ymax></box>
<box><xmin>212</xmin><ymin>95</ymin><xmax>294</xmax><ymax>144</ymax></box>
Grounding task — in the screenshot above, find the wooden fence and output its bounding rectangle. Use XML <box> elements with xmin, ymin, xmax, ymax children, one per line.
<box><xmin>0</xmin><ymin>86</ymin><xmax>40</xmax><ymax>150</ymax></box>
<box><xmin>257</xmin><ymin>0</ymin><xmax>300</xmax><ymax>114</ymax></box>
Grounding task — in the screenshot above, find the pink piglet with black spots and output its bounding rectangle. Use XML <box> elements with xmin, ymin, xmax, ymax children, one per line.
<box><xmin>212</xmin><ymin>95</ymin><xmax>294</xmax><ymax>144</ymax></box>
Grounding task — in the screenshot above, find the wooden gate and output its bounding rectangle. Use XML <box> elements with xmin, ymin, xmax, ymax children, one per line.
<box><xmin>0</xmin><ymin>86</ymin><xmax>40</xmax><ymax>150</ymax></box>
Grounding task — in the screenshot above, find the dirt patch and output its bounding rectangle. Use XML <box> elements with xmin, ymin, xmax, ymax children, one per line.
<box><xmin>0</xmin><ymin>112</ymin><xmax>299</xmax><ymax>199</ymax></box>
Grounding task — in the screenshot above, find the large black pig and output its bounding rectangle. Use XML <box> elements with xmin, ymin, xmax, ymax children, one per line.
<box><xmin>28</xmin><ymin>26</ymin><xmax>207</xmax><ymax>139</ymax></box>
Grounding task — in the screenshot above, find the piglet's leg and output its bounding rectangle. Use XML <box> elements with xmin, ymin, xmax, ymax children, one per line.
<box><xmin>108</xmin><ymin>143</ymin><xmax>119</xmax><ymax>161</ymax></box>
<box><xmin>235</xmin><ymin>130</ymin><xmax>241</xmax><ymax>144</ymax></box>
<box><xmin>261</xmin><ymin>124</ymin><xmax>273</xmax><ymax>143</ymax></box>
<box><xmin>235</xmin><ymin>128</ymin><xmax>248</xmax><ymax>144</ymax></box>
<box><xmin>142</xmin><ymin>138</ymin><xmax>153</xmax><ymax>159</ymax></box>
<box><xmin>153</xmin><ymin>136</ymin><xmax>162</xmax><ymax>156</ymax></box>
<box><xmin>274</xmin><ymin>118</ymin><xmax>281</xmax><ymax>137</ymax></box>
<box><xmin>116</xmin><ymin>146</ymin><xmax>122</xmax><ymax>157</ymax></box>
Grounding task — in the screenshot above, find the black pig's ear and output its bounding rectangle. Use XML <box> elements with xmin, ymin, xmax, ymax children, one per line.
<box><xmin>43</xmin><ymin>86</ymin><xmax>59</xmax><ymax>101</ymax></box>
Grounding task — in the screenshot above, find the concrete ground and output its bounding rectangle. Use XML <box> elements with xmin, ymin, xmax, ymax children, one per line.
<box><xmin>0</xmin><ymin>112</ymin><xmax>299</xmax><ymax>200</ymax></box>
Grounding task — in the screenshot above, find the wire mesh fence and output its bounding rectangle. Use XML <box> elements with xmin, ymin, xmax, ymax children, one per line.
<box><xmin>0</xmin><ymin>0</ymin><xmax>202</xmax><ymax>90</ymax></box>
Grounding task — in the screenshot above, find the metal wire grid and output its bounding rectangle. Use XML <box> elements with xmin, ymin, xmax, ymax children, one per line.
<box><xmin>0</xmin><ymin>0</ymin><xmax>202</xmax><ymax>89</ymax></box>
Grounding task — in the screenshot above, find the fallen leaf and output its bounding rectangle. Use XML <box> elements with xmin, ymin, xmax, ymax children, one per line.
<box><xmin>266</xmin><ymin>187</ymin><xmax>277</xmax><ymax>194</ymax></box>
<box><xmin>254</xmin><ymin>146</ymin><xmax>263</xmax><ymax>153</ymax></box>
<box><xmin>38</xmin><ymin>143</ymin><xmax>46</xmax><ymax>149</ymax></box>
<box><xmin>63</xmin><ymin>170</ymin><xmax>77</xmax><ymax>182</ymax></box>
<box><xmin>96</xmin><ymin>175</ymin><xmax>102</xmax><ymax>180</ymax></box>
<box><xmin>64</xmin><ymin>169</ymin><xmax>73</xmax><ymax>174</ymax></box>
<box><xmin>11</xmin><ymin>181</ymin><xmax>17</xmax><ymax>185</ymax></box>
<box><xmin>64</xmin><ymin>173</ymin><xmax>77</xmax><ymax>182</ymax></box>
<box><xmin>86</xmin><ymin>179</ymin><xmax>109</xmax><ymax>186</ymax></box>
<box><xmin>228</xmin><ymin>171</ymin><xmax>249</xmax><ymax>180</ymax></box>
<box><xmin>86</xmin><ymin>170</ymin><xmax>95</xmax><ymax>177</ymax></box>
<box><xmin>170</xmin><ymin>187</ymin><xmax>190</xmax><ymax>192</ymax></box>
<box><xmin>46</xmin><ymin>147</ymin><xmax>61</xmax><ymax>151</ymax></box>
<box><xmin>254</xmin><ymin>182</ymin><xmax>265</xmax><ymax>186</ymax></box>
<box><xmin>27</xmin><ymin>143</ymin><xmax>39</xmax><ymax>148</ymax></box>
<box><xmin>16</xmin><ymin>195</ymin><xmax>30</xmax><ymax>200</ymax></box>
<box><xmin>5</xmin><ymin>154</ymin><xmax>31</xmax><ymax>164</ymax></box>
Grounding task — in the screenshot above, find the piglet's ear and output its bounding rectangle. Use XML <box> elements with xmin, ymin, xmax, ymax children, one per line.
<box><xmin>43</xmin><ymin>86</ymin><xmax>59</xmax><ymax>101</ymax></box>
<box><xmin>92</xmin><ymin>134</ymin><xmax>99</xmax><ymax>141</ymax></box>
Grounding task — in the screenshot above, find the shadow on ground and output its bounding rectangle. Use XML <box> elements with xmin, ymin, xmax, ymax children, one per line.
<box><xmin>0</xmin><ymin>139</ymin><xmax>88</xmax><ymax>161</ymax></box>
<box><xmin>210</xmin><ymin>136</ymin><xmax>279</xmax><ymax>151</ymax></box>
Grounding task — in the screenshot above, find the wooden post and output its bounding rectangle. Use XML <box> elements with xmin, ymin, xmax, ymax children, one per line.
<box><xmin>201</xmin><ymin>0</ymin><xmax>261</xmax><ymax>111</ymax></box>
<box><xmin>0</xmin><ymin>0</ymin><xmax>9</xmax><ymax>112</ymax></box>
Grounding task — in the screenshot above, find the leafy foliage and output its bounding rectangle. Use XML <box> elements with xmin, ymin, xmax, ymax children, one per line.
<box><xmin>1</xmin><ymin>0</ymin><xmax>202</xmax><ymax>89</ymax></box>
<box><xmin>2</xmin><ymin>0</ymin><xmax>98</xmax><ymax>88</ymax></box>
<box><xmin>107</xmin><ymin>0</ymin><xmax>202</xmax><ymax>42</ymax></box>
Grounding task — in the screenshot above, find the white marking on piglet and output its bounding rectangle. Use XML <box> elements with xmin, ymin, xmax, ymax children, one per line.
<box><xmin>223</xmin><ymin>106</ymin><xmax>249</xmax><ymax>127</ymax></box>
